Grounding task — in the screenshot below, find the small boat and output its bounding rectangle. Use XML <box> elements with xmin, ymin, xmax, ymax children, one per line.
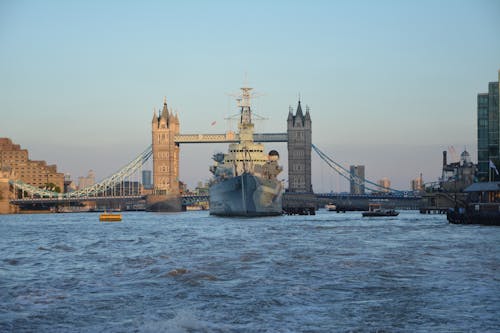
<box><xmin>325</xmin><ymin>203</ymin><xmax>337</xmax><ymax>211</ymax></box>
<box><xmin>99</xmin><ymin>213</ymin><xmax>122</xmax><ymax>222</ymax></box>
<box><xmin>362</xmin><ymin>204</ymin><xmax>399</xmax><ymax>217</ymax></box>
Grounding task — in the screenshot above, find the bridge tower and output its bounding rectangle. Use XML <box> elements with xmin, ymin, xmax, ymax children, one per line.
<box><xmin>287</xmin><ymin>100</ymin><xmax>312</xmax><ymax>193</ymax></box>
<box><xmin>283</xmin><ymin>100</ymin><xmax>315</xmax><ymax>215</ymax></box>
<box><xmin>147</xmin><ymin>98</ymin><xmax>181</xmax><ymax>211</ymax></box>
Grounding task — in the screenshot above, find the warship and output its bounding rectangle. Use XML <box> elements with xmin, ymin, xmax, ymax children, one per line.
<box><xmin>209</xmin><ymin>86</ymin><xmax>283</xmax><ymax>216</ymax></box>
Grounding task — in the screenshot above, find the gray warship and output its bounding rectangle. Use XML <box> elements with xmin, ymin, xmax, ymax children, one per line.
<box><xmin>209</xmin><ymin>86</ymin><xmax>283</xmax><ymax>216</ymax></box>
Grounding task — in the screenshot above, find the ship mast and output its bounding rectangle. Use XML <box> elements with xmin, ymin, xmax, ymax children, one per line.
<box><xmin>237</xmin><ymin>87</ymin><xmax>254</xmax><ymax>143</ymax></box>
<box><xmin>238</xmin><ymin>87</ymin><xmax>253</xmax><ymax>125</ymax></box>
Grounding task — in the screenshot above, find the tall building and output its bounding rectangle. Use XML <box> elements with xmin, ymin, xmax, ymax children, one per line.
<box><xmin>411</xmin><ymin>173</ymin><xmax>423</xmax><ymax>192</ymax></box>
<box><xmin>142</xmin><ymin>170</ymin><xmax>152</xmax><ymax>189</ymax></box>
<box><xmin>377</xmin><ymin>177</ymin><xmax>391</xmax><ymax>193</ymax></box>
<box><xmin>64</xmin><ymin>173</ymin><xmax>77</xmax><ymax>193</ymax></box>
<box><xmin>78</xmin><ymin>170</ymin><xmax>95</xmax><ymax>189</ymax></box>
<box><xmin>477</xmin><ymin>70</ymin><xmax>500</xmax><ymax>181</ymax></box>
<box><xmin>0</xmin><ymin>138</ymin><xmax>64</xmax><ymax>191</ymax></box>
<box><xmin>151</xmin><ymin>98</ymin><xmax>180</xmax><ymax>195</ymax></box>
<box><xmin>287</xmin><ymin>100</ymin><xmax>312</xmax><ymax>193</ymax></box>
<box><xmin>350</xmin><ymin>165</ymin><xmax>365</xmax><ymax>195</ymax></box>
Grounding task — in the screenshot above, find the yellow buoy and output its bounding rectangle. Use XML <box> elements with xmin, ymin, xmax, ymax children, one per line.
<box><xmin>99</xmin><ymin>213</ymin><xmax>122</xmax><ymax>222</ymax></box>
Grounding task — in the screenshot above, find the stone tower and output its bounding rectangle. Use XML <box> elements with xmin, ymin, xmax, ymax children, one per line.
<box><xmin>147</xmin><ymin>98</ymin><xmax>181</xmax><ymax>211</ymax></box>
<box><xmin>287</xmin><ymin>100</ymin><xmax>312</xmax><ymax>193</ymax></box>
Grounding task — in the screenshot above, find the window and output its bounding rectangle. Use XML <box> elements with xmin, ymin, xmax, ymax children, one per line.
<box><xmin>478</xmin><ymin>108</ymin><xmax>488</xmax><ymax>118</ymax></box>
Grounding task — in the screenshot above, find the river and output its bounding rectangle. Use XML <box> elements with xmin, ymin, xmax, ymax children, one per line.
<box><xmin>1</xmin><ymin>210</ymin><xmax>499</xmax><ymax>332</ymax></box>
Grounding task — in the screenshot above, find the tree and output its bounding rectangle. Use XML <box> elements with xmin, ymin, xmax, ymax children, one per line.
<box><xmin>40</xmin><ymin>183</ymin><xmax>61</xmax><ymax>193</ymax></box>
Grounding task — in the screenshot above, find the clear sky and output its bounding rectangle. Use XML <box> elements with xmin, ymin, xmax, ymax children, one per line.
<box><xmin>1</xmin><ymin>0</ymin><xmax>499</xmax><ymax>191</ymax></box>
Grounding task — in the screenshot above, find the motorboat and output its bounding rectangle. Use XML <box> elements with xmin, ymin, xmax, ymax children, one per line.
<box><xmin>325</xmin><ymin>203</ymin><xmax>337</xmax><ymax>211</ymax></box>
<box><xmin>362</xmin><ymin>204</ymin><xmax>399</xmax><ymax>217</ymax></box>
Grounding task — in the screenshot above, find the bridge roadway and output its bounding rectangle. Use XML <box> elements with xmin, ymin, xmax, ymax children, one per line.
<box><xmin>174</xmin><ymin>132</ymin><xmax>288</xmax><ymax>144</ymax></box>
<box><xmin>11</xmin><ymin>193</ymin><xmax>420</xmax><ymax>210</ymax></box>
<box><xmin>316</xmin><ymin>193</ymin><xmax>421</xmax><ymax>201</ymax></box>
<box><xmin>11</xmin><ymin>194</ymin><xmax>210</xmax><ymax>206</ymax></box>
<box><xmin>316</xmin><ymin>192</ymin><xmax>422</xmax><ymax>210</ymax></box>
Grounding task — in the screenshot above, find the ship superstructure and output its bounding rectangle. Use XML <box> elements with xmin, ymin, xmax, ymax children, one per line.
<box><xmin>209</xmin><ymin>86</ymin><xmax>283</xmax><ymax>216</ymax></box>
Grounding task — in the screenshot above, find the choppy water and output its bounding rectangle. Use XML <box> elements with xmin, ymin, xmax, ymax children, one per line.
<box><xmin>0</xmin><ymin>211</ymin><xmax>499</xmax><ymax>332</ymax></box>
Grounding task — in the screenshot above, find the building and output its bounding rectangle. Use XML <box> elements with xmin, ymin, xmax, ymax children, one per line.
<box><xmin>64</xmin><ymin>173</ymin><xmax>77</xmax><ymax>193</ymax></box>
<box><xmin>477</xmin><ymin>70</ymin><xmax>500</xmax><ymax>181</ymax></box>
<box><xmin>0</xmin><ymin>138</ymin><xmax>64</xmax><ymax>192</ymax></box>
<box><xmin>440</xmin><ymin>150</ymin><xmax>476</xmax><ymax>192</ymax></box>
<box><xmin>411</xmin><ymin>173</ymin><xmax>423</xmax><ymax>192</ymax></box>
<box><xmin>0</xmin><ymin>166</ymin><xmax>19</xmax><ymax>214</ymax></box>
<box><xmin>78</xmin><ymin>170</ymin><xmax>95</xmax><ymax>189</ymax></box>
<box><xmin>287</xmin><ymin>100</ymin><xmax>312</xmax><ymax>193</ymax></box>
<box><xmin>142</xmin><ymin>170</ymin><xmax>152</xmax><ymax>189</ymax></box>
<box><xmin>350</xmin><ymin>165</ymin><xmax>365</xmax><ymax>195</ymax></box>
<box><xmin>194</xmin><ymin>181</ymin><xmax>209</xmax><ymax>195</ymax></box>
<box><xmin>106</xmin><ymin>181</ymin><xmax>142</xmax><ymax>196</ymax></box>
<box><xmin>377</xmin><ymin>177</ymin><xmax>391</xmax><ymax>193</ymax></box>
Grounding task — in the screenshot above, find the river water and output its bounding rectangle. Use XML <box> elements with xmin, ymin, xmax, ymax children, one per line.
<box><xmin>0</xmin><ymin>210</ymin><xmax>499</xmax><ymax>332</ymax></box>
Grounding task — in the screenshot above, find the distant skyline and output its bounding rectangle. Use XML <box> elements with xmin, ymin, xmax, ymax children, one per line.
<box><xmin>1</xmin><ymin>0</ymin><xmax>499</xmax><ymax>191</ymax></box>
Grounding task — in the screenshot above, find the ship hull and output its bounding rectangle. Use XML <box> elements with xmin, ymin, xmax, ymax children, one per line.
<box><xmin>209</xmin><ymin>173</ymin><xmax>282</xmax><ymax>217</ymax></box>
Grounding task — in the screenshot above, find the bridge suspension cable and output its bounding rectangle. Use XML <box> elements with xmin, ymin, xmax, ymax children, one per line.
<box><xmin>67</xmin><ymin>145</ymin><xmax>152</xmax><ymax>198</ymax></box>
<box><xmin>311</xmin><ymin>144</ymin><xmax>402</xmax><ymax>194</ymax></box>
<box><xmin>10</xmin><ymin>145</ymin><xmax>153</xmax><ymax>199</ymax></box>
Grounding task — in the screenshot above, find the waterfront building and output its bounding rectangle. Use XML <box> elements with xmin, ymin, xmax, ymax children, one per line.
<box><xmin>350</xmin><ymin>165</ymin><xmax>365</xmax><ymax>195</ymax></box>
<box><xmin>287</xmin><ymin>101</ymin><xmax>312</xmax><ymax>192</ymax></box>
<box><xmin>0</xmin><ymin>138</ymin><xmax>64</xmax><ymax>192</ymax></box>
<box><xmin>0</xmin><ymin>166</ymin><xmax>19</xmax><ymax>214</ymax></box>
<box><xmin>477</xmin><ymin>70</ymin><xmax>500</xmax><ymax>181</ymax></box>
<box><xmin>377</xmin><ymin>177</ymin><xmax>391</xmax><ymax>193</ymax></box>
<box><xmin>440</xmin><ymin>150</ymin><xmax>475</xmax><ymax>192</ymax></box>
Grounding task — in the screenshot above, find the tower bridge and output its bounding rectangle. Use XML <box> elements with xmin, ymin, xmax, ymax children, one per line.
<box><xmin>146</xmin><ymin>97</ymin><xmax>310</xmax><ymax>212</ymax></box>
<box><xmin>2</xmin><ymin>91</ymin><xmax>412</xmax><ymax>214</ymax></box>
<box><xmin>2</xmin><ymin>96</ymin><xmax>311</xmax><ymax>213</ymax></box>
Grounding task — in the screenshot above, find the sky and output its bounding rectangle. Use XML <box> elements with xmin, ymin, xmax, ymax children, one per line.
<box><xmin>1</xmin><ymin>0</ymin><xmax>499</xmax><ymax>192</ymax></box>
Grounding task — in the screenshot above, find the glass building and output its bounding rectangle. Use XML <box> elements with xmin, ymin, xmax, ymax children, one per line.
<box><xmin>142</xmin><ymin>170</ymin><xmax>152</xmax><ymax>189</ymax></box>
<box><xmin>349</xmin><ymin>165</ymin><xmax>365</xmax><ymax>195</ymax></box>
<box><xmin>477</xmin><ymin>71</ymin><xmax>500</xmax><ymax>181</ymax></box>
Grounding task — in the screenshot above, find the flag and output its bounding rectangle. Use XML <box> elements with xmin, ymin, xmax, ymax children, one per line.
<box><xmin>489</xmin><ymin>160</ymin><xmax>499</xmax><ymax>175</ymax></box>
<box><xmin>211</xmin><ymin>121</ymin><xmax>216</xmax><ymax>126</ymax></box>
